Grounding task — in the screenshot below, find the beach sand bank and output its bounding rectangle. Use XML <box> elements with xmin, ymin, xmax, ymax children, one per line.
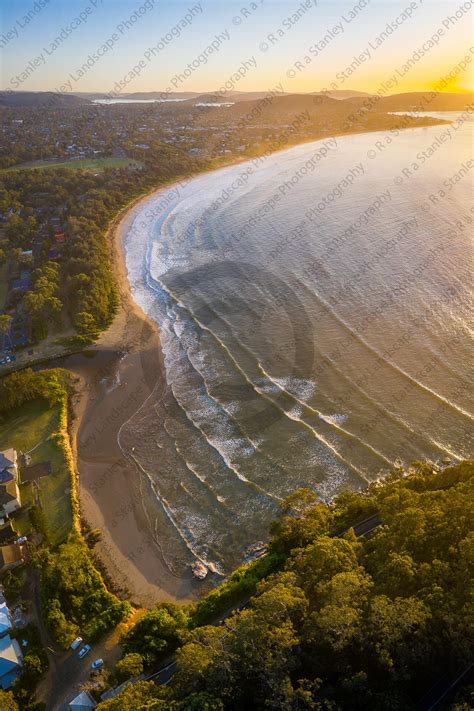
<box><xmin>66</xmin><ymin>188</ymin><xmax>197</xmax><ymax>607</ymax></box>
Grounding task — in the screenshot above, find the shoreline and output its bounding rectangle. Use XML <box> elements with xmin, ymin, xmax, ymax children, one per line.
<box><xmin>68</xmin><ymin>184</ymin><xmax>198</xmax><ymax>606</ymax></box>
<box><xmin>66</xmin><ymin>117</ymin><xmax>452</xmax><ymax>607</ymax></box>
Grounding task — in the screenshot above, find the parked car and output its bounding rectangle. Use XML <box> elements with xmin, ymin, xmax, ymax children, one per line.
<box><xmin>15</xmin><ymin>536</ymin><xmax>28</xmax><ymax>545</ymax></box>
<box><xmin>78</xmin><ymin>644</ymin><xmax>91</xmax><ymax>658</ymax></box>
<box><xmin>91</xmin><ymin>658</ymin><xmax>104</xmax><ymax>670</ymax></box>
<box><xmin>70</xmin><ymin>637</ymin><xmax>82</xmax><ymax>650</ymax></box>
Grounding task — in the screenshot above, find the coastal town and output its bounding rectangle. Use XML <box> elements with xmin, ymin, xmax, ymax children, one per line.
<box><xmin>1</xmin><ymin>0</ymin><xmax>473</xmax><ymax>698</ymax></box>
<box><xmin>0</xmin><ymin>89</ymin><xmax>455</xmax><ymax>372</ymax></box>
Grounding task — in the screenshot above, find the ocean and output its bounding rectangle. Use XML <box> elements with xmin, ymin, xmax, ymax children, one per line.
<box><xmin>120</xmin><ymin>112</ymin><xmax>473</xmax><ymax>576</ymax></box>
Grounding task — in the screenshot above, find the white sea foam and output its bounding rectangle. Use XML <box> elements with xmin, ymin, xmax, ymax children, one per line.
<box><xmin>121</xmin><ymin>118</ymin><xmax>473</xmax><ymax>569</ymax></box>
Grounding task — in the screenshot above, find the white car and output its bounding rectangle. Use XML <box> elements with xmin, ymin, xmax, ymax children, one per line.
<box><xmin>70</xmin><ymin>637</ymin><xmax>83</xmax><ymax>650</ymax></box>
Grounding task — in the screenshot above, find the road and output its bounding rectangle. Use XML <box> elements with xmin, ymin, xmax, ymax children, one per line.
<box><xmin>416</xmin><ymin>663</ymin><xmax>473</xmax><ymax>710</ymax></box>
<box><xmin>345</xmin><ymin>512</ymin><xmax>381</xmax><ymax>537</ymax></box>
<box><xmin>34</xmin><ymin>600</ymin><xmax>134</xmax><ymax>711</ymax></box>
<box><xmin>145</xmin><ymin>660</ymin><xmax>178</xmax><ymax>685</ymax></box>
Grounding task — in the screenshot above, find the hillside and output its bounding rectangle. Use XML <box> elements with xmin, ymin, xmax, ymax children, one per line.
<box><xmin>346</xmin><ymin>91</ymin><xmax>474</xmax><ymax>112</ymax></box>
<box><xmin>226</xmin><ymin>93</ymin><xmax>348</xmax><ymax>120</ymax></box>
<box><xmin>189</xmin><ymin>93</ymin><xmax>447</xmax><ymax>141</ymax></box>
<box><xmin>314</xmin><ymin>89</ymin><xmax>375</xmax><ymax>100</ymax></box>
<box><xmin>97</xmin><ymin>460</ymin><xmax>474</xmax><ymax>710</ymax></box>
<box><xmin>0</xmin><ymin>91</ymin><xmax>89</xmax><ymax>108</ymax></box>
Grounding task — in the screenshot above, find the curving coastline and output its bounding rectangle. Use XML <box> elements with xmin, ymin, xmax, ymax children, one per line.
<box><xmin>69</xmin><ymin>186</ymin><xmax>198</xmax><ymax>606</ymax></box>
<box><xmin>69</xmin><ymin>114</ymin><xmax>472</xmax><ymax>605</ymax></box>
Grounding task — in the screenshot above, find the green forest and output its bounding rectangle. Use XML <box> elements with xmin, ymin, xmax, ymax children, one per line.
<box><xmin>96</xmin><ymin>460</ymin><xmax>473</xmax><ymax>710</ymax></box>
<box><xmin>0</xmin><ymin>145</ymin><xmax>197</xmax><ymax>344</ymax></box>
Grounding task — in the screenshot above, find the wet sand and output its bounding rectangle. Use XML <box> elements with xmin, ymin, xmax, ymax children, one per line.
<box><xmin>67</xmin><ymin>189</ymin><xmax>197</xmax><ymax>606</ymax></box>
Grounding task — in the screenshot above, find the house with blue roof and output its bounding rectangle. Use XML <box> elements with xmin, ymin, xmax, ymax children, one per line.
<box><xmin>0</xmin><ymin>634</ymin><xmax>23</xmax><ymax>689</ymax></box>
<box><xmin>0</xmin><ymin>603</ymin><xmax>12</xmax><ymax>638</ymax></box>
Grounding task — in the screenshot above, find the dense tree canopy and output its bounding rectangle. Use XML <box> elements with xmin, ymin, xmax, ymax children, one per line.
<box><xmin>42</xmin><ymin>535</ymin><xmax>130</xmax><ymax>644</ymax></box>
<box><xmin>0</xmin><ymin>368</ymin><xmax>68</xmax><ymax>415</ymax></box>
<box><xmin>0</xmin><ymin>132</ymin><xmax>197</xmax><ymax>343</ymax></box>
<box><xmin>100</xmin><ymin>461</ymin><xmax>474</xmax><ymax>710</ymax></box>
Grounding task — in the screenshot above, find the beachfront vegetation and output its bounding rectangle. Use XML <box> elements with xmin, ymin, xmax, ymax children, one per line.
<box><xmin>0</xmin><ymin>367</ymin><xmax>68</xmax><ymax>415</ymax></box>
<box><xmin>42</xmin><ymin>535</ymin><xmax>130</xmax><ymax>644</ymax></box>
<box><xmin>102</xmin><ymin>460</ymin><xmax>474</xmax><ymax>710</ymax></box>
<box><xmin>118</xmin><ymin>553</ymin><xmax>284</xmax><ymax>667</ymax></box>
<box><xmin>121</xmin><ymin>603</ymin><xmax>189</xmax><ymax>666</ymax></box>
<box><xmin>189</xmin><ymin>552</ymin><xmax>283</xmax><ymax>628</ymax></box>
<box><xmin>0</xmin><ymin>369</ymin><xmax>130</xmax><ymax>652</ymax></box>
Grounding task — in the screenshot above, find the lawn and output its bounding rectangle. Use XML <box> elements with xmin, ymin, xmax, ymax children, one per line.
<box><xmin>2</xmin><ymin>157</ymin><xmax>142</xmax><ymax>173</ymax></box>
<box><xmin>0</xmin><ymin>398</ymin><xmax>72</xmax><ymax>545</ymax></box>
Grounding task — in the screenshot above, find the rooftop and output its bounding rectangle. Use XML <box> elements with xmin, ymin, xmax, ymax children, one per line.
<box><xmin>0</xmin><ymin>544</ymin><xmax>23</xmax><ymax>569</ymax></box>
<box><xmin>0</xmin><ymin>450</ymin><xmax>16</xmax><ymax>471</ymax></box>
<box><xmin>0</xmin><ymin>635</ymin><xmax>22</xmax><ymax>690</ymax></box>
<box><xmin>69</xmin><ymin>690</ymin><xmax>97</xmax><ymax>710</ymax></box>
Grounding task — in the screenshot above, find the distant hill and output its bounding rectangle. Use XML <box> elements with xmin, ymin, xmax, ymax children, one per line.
<box><xmin>215</xmin><ymin>93</ymin><xmax>348</xmax><ymax>123</ymax></box>
<box><xmin>313</xmin><ymin>90</ymin><xmax>374</xmax><ymax>100</ymax></box>
<box><xmin>345</xmin><ymin>91</ymin><xmax>474</xmax><ymax>111</ymax></box>
<box><xmin>124</xmin><ymin>92</ymin><xmax>201</xmax><ymax>100</ymax></box>
<box><xmin>0</xmin><ymin>91</ymin><xmax>89</xmax><ymax>107</ymax></box>
<box><xmin>184</xmin><ymin>93</ymin><xmax>238</xmax><ymax>105</ymax></box>
<box><xmin>191</xmin><ymin>92</ymin><xmax>449</xmax><ymax>141</ymax></box>
<box><xmin>227</xmin><ymin>92</ymin><xmax>289</xmax><ymax>102</ymax></box>
<box><xmin>183</xmin><ymin>92</ymin><xmax>290</xmax><ymax>104</ymax></box>
<box><xmin>71</xmin><ymin>92</ymin><xmax>203</xmax><ymax>101</ymax></box>
<box><xmin>126</xmin><ymin>90</ymin><xmax>375</xmax><ymax>104</ymax></box>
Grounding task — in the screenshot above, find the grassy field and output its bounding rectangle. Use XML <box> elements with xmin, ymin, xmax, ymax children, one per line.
<box><xmin>2</xmin><ymin>157</ymin><xmax>142</xmax><ymax>173</ymax></box>
<box><xmin>0</xmin><ymin>398</ymin><xmax>72</xmax><ymax>545</ymax></box>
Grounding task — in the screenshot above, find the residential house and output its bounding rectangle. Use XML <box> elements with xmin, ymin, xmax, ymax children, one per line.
<box><xmin>0</xmin><ymin>603</ymin><xmax>12</xmax><ymax>638</ymax></box>
<box><xmin>0</xmin><ymin>481</ymin><xmax>21</xmax><ymax>517</ymax></box>
<box><xmin>0</xmin><ymin>522</ymin><xmax>16</xmax><ymax>546</ymax></box>
<box><xmin>0</xmin><ymin>634</ymin><xmax>23</xmax><ymax>689</ymax></box>
<box><xmin>0</xmin><ymin>544</ymin><xmax>24</xmax><ymax>572</ymax></box>
<box><xmin>68</xmin><ymin>690</ymin><xmax>97</xmax><ymax>710</ymax></box>
<box><xmin>0</xmin><ymin>450</ymin><xmax>21</xmax><ymax>517</ymax></box>
<box><xmin>0</xmin><ymin>450</ymin><xmax>17</xmax><ymax>484</ymax></box>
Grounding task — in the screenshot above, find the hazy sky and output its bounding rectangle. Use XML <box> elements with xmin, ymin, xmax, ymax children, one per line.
<box><xmin>2</xmin><ymin>0</ymin><xmax>473</xmax><ymax>95</ymax></box>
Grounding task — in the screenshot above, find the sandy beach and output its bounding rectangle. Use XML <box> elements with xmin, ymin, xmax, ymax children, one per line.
<box><xmin>66</xmin><ymin>187</ymin><xmax>198</xmax><ymax>607</ymax></box>
<box><xmin>63</xmin><ymin>117</ymin><xmax>457</xmax><ymax>608</ymax></box>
